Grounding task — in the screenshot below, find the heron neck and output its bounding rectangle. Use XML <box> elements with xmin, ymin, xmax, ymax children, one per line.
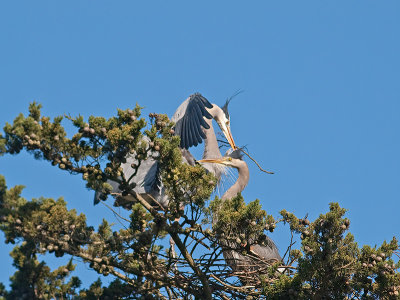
<box><xmin>202</xmin><ymin>118</ymin><xmax>221</xmax><ymax>159</ymax></box>
<box><xmin>222</xmin><ymin>163</ymin><xmax>249</xmax><ymax>201</ymax></box>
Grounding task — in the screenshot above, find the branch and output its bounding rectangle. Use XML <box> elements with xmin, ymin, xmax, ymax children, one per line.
<box><xmin>100</xmin><ymin>200</ymin><xmax>131</xmax><ymax>223</ymax></box>
<box><xmin>240</xmin><ymin>149</ymin><xmax>274</xmax><ymax>174</ymax></box>
<box><xmin>169</xmin><ymin>231</ymin><xmax>213</xmax><ymax>300</ymax></box>
<box><xmin>128</xmin><ymin>190</ymin><xmax>163</xmax><ymax>218</ymax></box>
<box><xmin>210</xmin><ymin>274</ymin><xmax>257</xmax><ymax>293</ymax></box>
<box><xmin>282</xmin><ymin>230</ymin><xmax>296</xmax><ymax>265</ymax></box>
<box><xmin>78</xmin><ymin>252</ymin><xmax>135</xmax><ymax>285</ymax></box>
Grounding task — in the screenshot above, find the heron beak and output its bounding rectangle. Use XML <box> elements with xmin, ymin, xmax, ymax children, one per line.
<box><xmin>221</xmin><ymin>123</ymin><xmax>237</xmax><ymax>150</ymax></box>
<box><xmin>198</xmin><ymin>158</ymin><xmax>226</xmax><ymax>165</ymax></box>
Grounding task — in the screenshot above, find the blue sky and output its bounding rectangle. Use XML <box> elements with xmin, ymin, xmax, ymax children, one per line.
<box><xmin>0</xmin><ymin>1</ymin><xmax>399</xmax><ymax>289</ymax></box>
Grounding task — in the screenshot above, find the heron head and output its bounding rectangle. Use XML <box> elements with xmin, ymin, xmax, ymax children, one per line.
<box><xmin>218</xmin><ymin>91</ymin><xmax>243</xmax><ymax>150</ymax></box>
<box><xmin>214</xmin><ymin>105</ymin><xmax>237</xmax><ymax>150</ymax></box>
<box><xmin>214</xmin><ymin>110</ymin><xmax>237</xmax><ymax>149</ymax></box>
<box><xmin>198</xmin><ymin>149</ymin><xmax>245</xmax><ymax>169</ymax></box>
<box><xmin>224</xmin><ymin>148</ymin><xmax>244</xmax><ymax>160</ymax></box>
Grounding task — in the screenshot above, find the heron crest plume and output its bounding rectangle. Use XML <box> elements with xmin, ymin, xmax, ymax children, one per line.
<box><xmin>221</xmin><ymin>89</ymin><xmax>243</xmax><ymax>120</ymax></box>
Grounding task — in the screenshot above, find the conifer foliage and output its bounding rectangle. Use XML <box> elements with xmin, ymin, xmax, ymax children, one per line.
<box><xmin>0</xmin><ymin>103</ymin><xmax>399</xmax><ymax>299</ymax></box>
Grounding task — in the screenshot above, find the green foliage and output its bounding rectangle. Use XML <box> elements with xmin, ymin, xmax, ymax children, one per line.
<box><xmin>0</xmin><ymin>133</ymin><xmax>6</xmax><ymax>156</ymax></box>
<box><xmin>78</xmin><ymin>278</ymin><xmax>134</xmax><ymax>299</ymax></box>
<box><xmin>262</xmin><ymin>203</ymin><xmax>400</xmax><ymax>299</ymax></box>
<box><xmin>210</xmin><ymin>194</ymin><xmax>276</xmax><ymax>252</ymax></box>
<box><xmin>0</xmin><ymin>103</ymin><xmax>399</xmax><ymax>299</ymax></box>
<box><xmin>3</xmin><ymin>240</ymin><xmax>80</xmax><ymax>299</ymax></box>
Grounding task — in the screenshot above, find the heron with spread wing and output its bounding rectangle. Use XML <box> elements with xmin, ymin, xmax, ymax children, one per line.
<box><xmin>94</xmin><ymin>93</ymin><xmax>237</xmax><ymax>208</ymax></box>
<box><xmin>171</xmin><ymin>92</ymin><xmax>236</xmax><ymax>179</ymax></box>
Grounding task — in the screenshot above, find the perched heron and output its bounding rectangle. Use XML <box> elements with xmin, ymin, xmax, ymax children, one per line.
<box><xmin>198</xmin><ymin>150</ymin><xmax>281</xmax><ymax>276</ymax></box>
<box><xmin>171</xmin><ymin>92</ymin><xmax>236</xmax><ymax>179</ymax></box>
<box><xmin>94</xmin><ymin>93</ymin><xmax>237</xmax><ymax>208</ymax></box>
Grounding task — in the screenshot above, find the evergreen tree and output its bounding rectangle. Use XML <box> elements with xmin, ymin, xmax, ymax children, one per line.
<box><xmin>0</xmin><ymin>103</ymin><xmax>399</xmax><ymax>299</ymax></box>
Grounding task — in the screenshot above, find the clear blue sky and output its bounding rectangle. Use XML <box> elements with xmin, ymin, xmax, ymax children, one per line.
<box><xmin>1</xmin><ymin>1</ymin><xmax>399</xmax><ymax>289</ymax></box>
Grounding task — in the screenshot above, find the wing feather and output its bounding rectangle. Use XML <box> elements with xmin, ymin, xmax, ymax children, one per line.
<box><xmin>182</xmin><ymin>113</ymin><xmax>192</xmax><ymax>148</ymax></box>
<box><xmin>172</xmin><ymin>93</ymin><xmax>214</xmax><ymax>149</ymax></box>
<box><xmin>192</xmin><ymin>100</ymin><xmax>210</xmax><ymax>133</ymax></box>
<box><xmin>196</xmin><ymin>100</ymin><xmax>213</xmax><ymax>121</ymax></box>
<box><xmin>188</xmin><ymin>113</ymin><xmax>200</xmax><ymax>147</ymax></box>
<box><xmin>191</xmin><ymin>110</ymin><xmax>205</xmax><ymax>145</ymax></box>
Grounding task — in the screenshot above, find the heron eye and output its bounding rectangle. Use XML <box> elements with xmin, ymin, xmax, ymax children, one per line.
<box><xmin>228</xmin><ymin>157</ymin><xmax>232</xmax><ymax>161</ymax></box>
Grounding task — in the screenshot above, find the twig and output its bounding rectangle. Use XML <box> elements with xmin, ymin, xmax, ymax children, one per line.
<box><xmin>283</xmin><ymin>230</ymin><xmax>296</xmax><ymax>264</ymax></box>
<box><xmin>221</xmin><ymin>294</ymin><xmax>231</xmax><ymax>300</ymax></box>
<box><xmin>210</xmin><ymin>274</ymin><xmax>256</xmax><ymax>292</ymax></box>
<box><xmin>165</xmin><ymin>286</ymin><xmax>173</xmax><ymax>300</ymax></box>
<box><xmin>217</xmin><ymin>139</ymin><xmax>274</xmax><ymax>174</ymax></box>
<box><xmin>240</xmin><ymin>149</ymin><xmax>274</xmax><ymax>174</ymax></box>
<box><xmin>335</xmin><ymin>259</ymin><xmax>356</xmax><ymax>271</ymax></box>
<box><xmin>100</xmin><ymin>200</ymin><xmax>131</xmax><ymax>223</ymax></box>
<box><xmin>169</xmin><ymin>231</ymin><xmax>213</xmax><ymax>300</ymax></box>
<box><xmin>189</xmin><ymin>234</ymin><xmax>210</xmax><ymax>256</ymax></box>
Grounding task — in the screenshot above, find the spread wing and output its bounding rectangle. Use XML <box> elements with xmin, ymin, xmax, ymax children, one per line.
<box><xmin>171</xmin><ymin>93</ymin><xmax>213</xmax><ymax>149</ymax></box>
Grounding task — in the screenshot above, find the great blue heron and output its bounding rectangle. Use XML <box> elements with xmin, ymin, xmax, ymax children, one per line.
<box><xmin>198</xmin><ymin>150</ymin><xmax>281</xmax><ymax>278</ymax></box>
<box><xmin>171</xmin><ymin>92</ymin><xmax>236</xmax><ymax>179</ymax></box>
<box><xmin>94</xmin><ymin>93</ymin><xmax>237</xmax><ymax>208</ymax></box>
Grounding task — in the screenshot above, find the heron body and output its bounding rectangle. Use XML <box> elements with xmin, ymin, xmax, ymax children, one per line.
<box><xmin>94</xmin><ymin>136</ymin><xmax>170</xmax><ymax>208</ymax></box>
<box><xmin>199</xmin><ymin>152</ymin><xmax>281</xmax><ymax>275</ymax></box>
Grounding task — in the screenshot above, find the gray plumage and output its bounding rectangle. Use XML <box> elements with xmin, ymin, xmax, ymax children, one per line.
<box><xmin>94</xmin><ymin>143</ymin><xmax>197</xmax><ymax>208</ymax></box>
<box><xmin>173</xmin><ymin>93</ymin><xmax>236</xmax><ymax>179</ymax></box>
<box><xmin>171</xmin><ymin>93</ymin><xmax>213</xmax><ymax>149</ymax></box>
<box><xmin>94</xmin><ymin>136</ymin><xmax>171</xmax><ymax>208</ymax></box>
<box><xmin>94</xmin><ymin>93</ymin><xmax>236</xmax><ymax>209</ymax></box>
<box><xmin>171</xmin><ymin>92</ymin><xmax>236</xmax><ymax>155</ymax></box>
<box><xmin>201</xmin><ymin>117</ymin><xmax>224</xmax><ymax>179</ymax></box>
<box><xmin>200</xmin><ymin>150</ymin><xmax>281</xmax><ymax>275</ymax></box>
